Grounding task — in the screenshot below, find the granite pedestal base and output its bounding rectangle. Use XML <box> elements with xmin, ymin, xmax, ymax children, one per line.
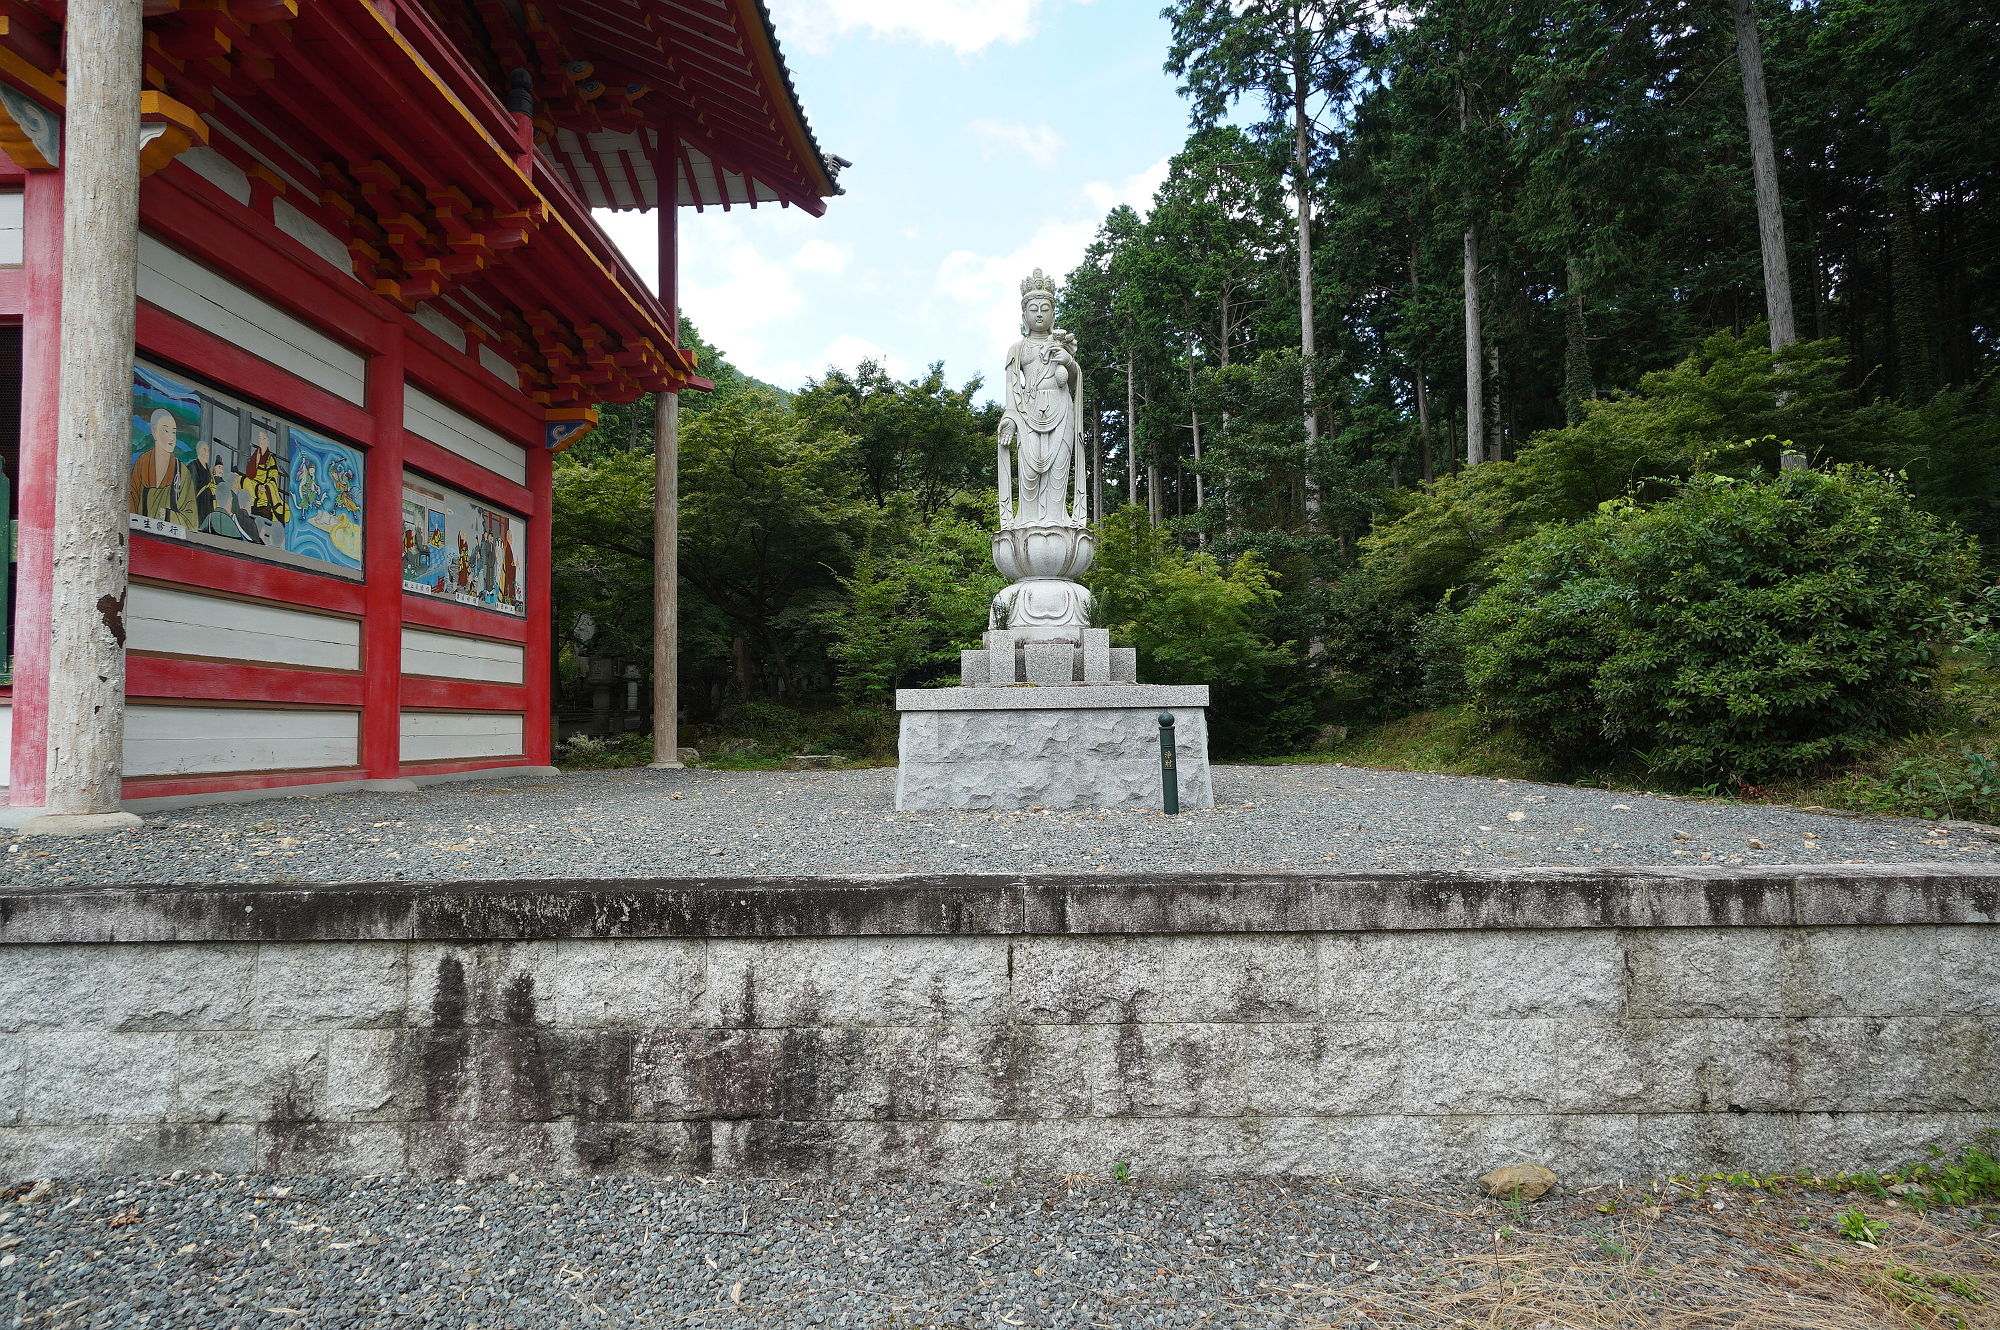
<box><xmin>894</xmin><ymin>684</ymin><xmax>1212</xmax><ymax>811</ymax></box>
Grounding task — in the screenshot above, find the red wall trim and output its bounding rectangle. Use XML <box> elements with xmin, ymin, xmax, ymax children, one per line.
<box><xmin>400</xmin><ymin>594</ymin><xmax>530</xmax><ymax>642</ymax></box>
<box><xmin>0</xmin><ymin>268</ymin><xmax>23</xmax><ymax>314</ymax></box>
<box><xmin>121</xmin><ymin>767</ymin><xmax>367</xmax><ymax>801</ymax></box>
<box><xmin>131</xmin><ymin>536</ymin><xmax>369</xmax><ymax>615</ymax></box>
<box><xmin>403</xmin><ymin>436</ymin><xmax>534</xmax><ymax>513</ymax></box>
<box><xmin>398</xmin><ymin>678</ymin><xmax>527</xmax><ymax>711</ymax></box>
<box><xmin>128</xmin><ymin>658</ymin><xmax>368</xmax><ymax>708</ymax></box>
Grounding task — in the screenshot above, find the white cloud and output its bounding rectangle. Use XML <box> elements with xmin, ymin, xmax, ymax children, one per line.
<box><xmin>968</xmin><ymin>118</ymin><xmax>1065</xmax><ymax>169</ymax></box>
<box><xmin>769</xmin><ymin>0</ymin><xmax>1088</xmax><ymax>55</ymax></box>
<box><xmin>1082</xmin><ymin>155</ymin><xmax>1171</xmax><ymax>213</ymax></box>
<box><xmin>763</xmin><ymin>333</ymin><xmax>908</xmax><ymax>388</ymax></box>
<box><xmin>791</xmin><ymin>238</ymin><xmax>849</xmax><ymax>275</ymax></box>
<box><xmin>936</xmin><ymin>217</ymin><xmax>1099</xmax><ymax>370</ymax></box>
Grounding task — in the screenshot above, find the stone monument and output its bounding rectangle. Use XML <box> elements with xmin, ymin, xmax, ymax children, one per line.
<box><xmin>894</xmin><ymin>269</ymin><xmax>1212</xmax><ymax>811</ymax></box>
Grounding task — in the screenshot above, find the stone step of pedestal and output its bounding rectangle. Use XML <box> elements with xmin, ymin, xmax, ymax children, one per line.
<box><xmin>959</xmin><ymin>629</ymin><xmax>1134</xmax><ymax>687</ymax></box>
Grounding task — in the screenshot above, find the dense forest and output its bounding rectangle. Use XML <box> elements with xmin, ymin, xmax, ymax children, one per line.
<box><xmin>554</xmin><ymin>0</ymin><xmax>2000</xmax><ymax>812</ymax></box>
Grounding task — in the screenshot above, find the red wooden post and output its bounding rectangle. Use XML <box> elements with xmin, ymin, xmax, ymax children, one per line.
<box><xmin>360</xmin><ymin>323</ymin><xmax>406</xmax><ymax>783</ymax></box>
<box><xmin>6</xmin><ymin>168</ymin><xmax>64</xmax><ymax>812</ymax></box>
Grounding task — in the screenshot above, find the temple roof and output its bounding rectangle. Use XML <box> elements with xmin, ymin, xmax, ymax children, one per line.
<box><xmin>544</xmin><ymin>0</ymin><xmax>840</xmax><ymax>214</ymax></box>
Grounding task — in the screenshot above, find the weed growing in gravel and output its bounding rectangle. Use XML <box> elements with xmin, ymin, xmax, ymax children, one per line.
<box><xmin>1840</xmin><ymin>1208</ymin><xmax>1890</xmax><ymax>1244</ymax></box>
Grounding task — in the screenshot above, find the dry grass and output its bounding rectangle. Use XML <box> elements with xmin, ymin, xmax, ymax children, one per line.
<box><xmin>1302</xmin><ymin>1200</ymin><xmax>1997</xmax><ymax>1329</ymax></box>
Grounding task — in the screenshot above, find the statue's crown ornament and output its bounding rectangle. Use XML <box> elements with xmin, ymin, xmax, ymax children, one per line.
<box><xmin>1019</xmin><ymin>268</ymin><xmax>1059</xmax><ymax>304</ymax></box>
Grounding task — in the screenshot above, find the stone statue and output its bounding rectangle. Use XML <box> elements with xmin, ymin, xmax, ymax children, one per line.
<box><xmin>990</xmin><ymin>269</ymin><xmax>1093</xmax><ymax>639</ymax></box>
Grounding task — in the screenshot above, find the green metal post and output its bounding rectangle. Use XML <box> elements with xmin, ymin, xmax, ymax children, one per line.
<box><xmin>1157</xmin><ymin>711</ymin><xmax>1179</xmax><ymax>815</ymax></box>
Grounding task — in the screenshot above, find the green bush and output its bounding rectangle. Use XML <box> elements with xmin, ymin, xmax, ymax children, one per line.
<box><xmin>1464</xmin><ymin>467</ymin><xmax>1980</xmax><ymax>783</ymax></box>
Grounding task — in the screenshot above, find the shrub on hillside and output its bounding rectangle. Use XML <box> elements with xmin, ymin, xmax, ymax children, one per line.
<box><xmin>1463</xmin><ymin>467</ymin><xmax>1981</xmax><ymax>783</ymax></box>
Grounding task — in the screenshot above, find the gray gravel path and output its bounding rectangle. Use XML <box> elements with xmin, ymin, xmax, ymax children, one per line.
<box><xmin>6</xmin><ymin>764</ymin><xmax>1996</xmax><ymax>886</ymax></box>
<box><xmin>5</xmin><ymin>1171</ymin><xmax>1992</xmax><ymax>1329</ymax></box>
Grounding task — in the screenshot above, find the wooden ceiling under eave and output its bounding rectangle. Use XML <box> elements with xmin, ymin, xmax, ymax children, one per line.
<box><xmin>536</xmin><ymin>0</ymin><xmax>840</xmax><ymax>214</ymax></box>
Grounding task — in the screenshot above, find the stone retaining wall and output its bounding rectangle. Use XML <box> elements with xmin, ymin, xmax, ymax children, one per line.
<box><xmin>2</xmin><ymin>867</ymin><xmax>1995</xmax><ymax>1181</ymax></box>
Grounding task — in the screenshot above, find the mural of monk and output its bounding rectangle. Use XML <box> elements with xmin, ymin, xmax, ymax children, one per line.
<box><xmin>129</xmin><ymin>408</ymin><xmax>195</xmax><ymax>529</ymax></box>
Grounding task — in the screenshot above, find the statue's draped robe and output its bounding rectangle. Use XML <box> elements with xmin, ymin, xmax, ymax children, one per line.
<box><xmin>1005</xmin><ymin>336</ymin><xmax>1073</xmax><ymax>524</ymax></box>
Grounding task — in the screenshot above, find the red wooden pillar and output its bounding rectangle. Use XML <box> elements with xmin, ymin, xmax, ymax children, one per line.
<box><xmin>525</xmin><ymin>438</ymin><xmax>552</xmax><ymax>766</ymax></box>
<box><xmin>360</xmin><ymin>324</ymin><xmax>406</xmax><ymax>779</ymax></box>
<box><xmin>8</xmin><ymin>167</ymin><xmax>65</xmax><ymax>810</ymax></box>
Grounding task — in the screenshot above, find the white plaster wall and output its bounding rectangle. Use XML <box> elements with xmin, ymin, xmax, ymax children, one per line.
<box><xmin>124</xmin><ymin>706</ymin><xmax>360</xmax><ymax>777</ymax></box>
<box><xmin>403</xmin><ymin>385</ymin><xmax>527</xmax><ymax>485</ymax></box>
<box><xmin>477</xmin><ymin>343</ymin><xmax>518</xmax><ymax>387</ymax></box>
<box><xmin>176</xmin><ymin>147</ymin><xmax>251</xmax><ymax>204</ymax></box>
<box><xmin>400</xmin><ymin>711</ymin><xmax>525</xmax><ymax>763</ymax></box>
<box><xmin>411</xmin><ymin>303</ymin><xmax>468</xmax><ymax>351</ymax></box>
<box><xmin>273</xmin><ymin>198</ymin><xmax>359</xmax><ymax>281</ymax></box>
<box><xmin>400</xmin><ymin>629</ymin><xmax>525</xmax><ymax>684</ymax></box>
<box><xmin>129</xmin><ymin>585</ymin><xmax>361</xmax><ymax>671</ymax></box>
<box><xmin>138</xmin><ymin>233</ymin><xmax>367</xmax><ymax>404</ymax></box>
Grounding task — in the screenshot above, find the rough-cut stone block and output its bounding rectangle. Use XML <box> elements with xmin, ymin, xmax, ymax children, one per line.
<box><xmin>1014</xmin><ymin>935</ymin><xmax>1317</xmax><ymax>1024</ymax></box>
<box><xmin>707</xmin><ymin>937</ymin><xmax>1013</xmax><ymax>1027</ymax></box>
<box><xmin>1789</xmin><ymin>1110</ymin><xmax>2000</xmax><ymax>1175</ymax></box>
<box><xmin>1319</xmin><ymin>931</ymin><xmax>1624</xmax><ymax>1019</ymax></box>
<box><xmin>325</xmin><ymin>1030</ymin><xmax>413</xmax><ymax>1122</ymax></box>
<box><xmin>567</xmin><ymin>1120</ymin><xmax>717</xmax><ymax>1176</ymax></box>
<box><xmin>253</xmin><ymin>942</ymin><xmax>406</xmax><ymax>1028</ymax></box>
<box><xmin>1940</xmin><ymin>932</ymin><xmax>2000</xmax><ymax>1014</ymax></box>
<box><xmin>1023</xmin><ymin>641</ymin><xmax>1076</xmax><ymax>685</ymax></box>
<box><xmin>773</xmin><ymin>1026</ymin><xmax>1021</xmax><ymax>1121</ymax></box>
<box><xmin>1021</xmin><ymin>1022</ymin><xmax>1375</xmax><ymax>1120</ymax></box>
<box><xmin>983</xmin><ymin>630</ymin><xmax>1018</xmax><ymax>684</ymax></box>
<box><xmin>713</xmin><ymin>1117</ymin><xmax>1018</xmax><ymax>1178</ymax></box>
<box><xmin>0</xmin><ymin>943</ymin><xmax>256</xmax><ymax>1032</ymax></box>
<box><xmin>175</xmin><ymin>1031</ymin><xmax>328</xmax><ymax>1123</ymax></box>
<box><xmin>1399</xmin><ymin>1020</ymin><xmax>1563</xmax><ymax>1114</ymax></box>
<box><xmin>1110</xmin><ymin>648</ymin><xmax>1137</xmax><ymax>682</ymax></box>
<box><xmin>1081</xmin><ymin>629</ymin><xmax>1111</xmax><ymax>683</ymax></box>
<box><xmin>1625</xmin><ymin>929</ymin><xmax>1790</xmax><ymax>1017</ymax></box>
<box><xmin>1549</xmin><ymin>1019</ymin><xmax>1714</xmax><ymax>1114</ymax></box>
<box><xmin>629</xmin><ymin>1028</ymin><xmax>781</xmax><ymax>1121</ymax></box>
<box><xmin>534</xmin><ymin>940</ymin><xmax>707</xmax><ymax>1029</ymax></box>
<box><xmin>895</xmin><ymin>702</ymin><xmax>1213</xmax><ymax>811</ymax></box>
<box><xmin>0</xmin><ymin>1124</ymin><xmax>256</xmax><ymax>1178</ymax></box>
<box><xmin>16</xmin><ymin>1032</ymin><xmax>177</xmax><ymax>1124</ymax></box>
<box><xmin>258</xmin><ymin>1122</ymin><xmax>406</xmax><ymax>1175</ymax></box>
<box><xmin>960</xmin><ymin>649</ymin><xmax>986</xmax><ymax>686</ymax></box>
<box><xmin>1019</xmin><ymin>1116</ymin><xmax>1330</xmax><ymax>1178</ymax></box>
<box><xmin>0</xmin><ymin>1038</ymin><xmax>21</xmax><ymax>1127</ymax></box>
<box><xmin>1790</xmin><ymin>927</ymin><xmax>1951</xmax><ymax>1016</ymax></box>
<box><xmin>1797</xmin><ymin>1017</ymin><xmax>2000</xmax><ymax>1113</ymax></box>
<box><xmin>406</xmin><ymin>1121</ymin><xmax>563</xmax><ymax>1177</ymax></box>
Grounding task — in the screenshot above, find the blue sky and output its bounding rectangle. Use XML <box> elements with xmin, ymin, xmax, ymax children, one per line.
<box><xmin>594</xmin><ymin>0</ymin><xmax>1191</xmax><ymax>399</ymax></box>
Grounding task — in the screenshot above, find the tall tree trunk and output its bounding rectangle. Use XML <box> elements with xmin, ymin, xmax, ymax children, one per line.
<box><xmin>1730</xmin><ymin>0</ymin><xmax>1796</xmax><ymax>350</ymax></box>
<box><xmin>1410</xmin><ymin>238</ymin><xmax>1434</xmax><ymax>482</ymax></box>
<box><xmin>1562</xmin><ymin>256</ymin><xmax>1594</xmax><ymax>424</ymax></box>
<box><xmin>1186</xmin><ymin>338</ymin><xmax>1205</xmax><ymax>532</ymax></box>
<box><xmin>1147</xmin><ymin>461</ymin><xmax>1163</xmax><ymax>523</ymax></box>
<box><xmin>1293</xmin><ymin>57</ymin><xmax>1320</xmax><ymax>526</ymax></box>
<box><xmin>1089</xmin><ymin>401</ymin><xmax>1104</xmax><ymax>521</ymax></box>
<box><xmin>1486</xmin><ymin>343</ymin><xmax>1503</xmax><ymax>462</ymax></box>
<box><xmin>1125</xmin><ymin>352</ymin><xmax>1139</xmax><ymax>512</ymax></box>
<box><xmin>1462</xmin><ymin>223</ymin><xmax>1484</xmax><ymax>467</ymax></box>
<box><xmin>1890</xmin><ymin>189</ymin><xmax>1934</xmax><ymax>401</ymax></box>
<box><xmin>1459</xmin><ymin>81</ymin><xmax>1485</xmax><ymax>468</ymax></box>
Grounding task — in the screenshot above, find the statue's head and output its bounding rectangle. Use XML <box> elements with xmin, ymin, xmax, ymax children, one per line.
<box><xmin>1019</xmin><ymin>268</ymin><xmax>1059</xmax><ymax>335</ymax></box>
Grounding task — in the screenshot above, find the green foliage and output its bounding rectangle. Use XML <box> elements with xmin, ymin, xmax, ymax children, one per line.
<box><xmin>1089</xmin><ymin>505</ymin><xmax>1312</xmax><ymax>753</ymax></box>
<box><xmin>1836</xmin><ymin>1209</ymin><xmax>1888</xmax><ymax>1244</ymax></box>
<box><xmin>821</xmin><ymin>502</ymin><xmax>1004</xmax><ymax>703</ymax></box>
<box><xmin>552</xmin><ymin>733</ymin><xmax>653</xmax><ymax>770</ymax></box>
<box><xmin>1464</xmin><ymin>467</ymin><xmax>1981</xmax><ymax>783</ymax></box>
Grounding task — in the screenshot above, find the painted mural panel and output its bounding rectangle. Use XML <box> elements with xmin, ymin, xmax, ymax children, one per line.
<box><xmin>401</xmin><ymin>472</ymin><xmax>527</xmax><ymax>617</ymax></box>
<box><xmin>129</xmin><ymin>360</ymin><xmax>365</xmax><ymax>579</ymax></box>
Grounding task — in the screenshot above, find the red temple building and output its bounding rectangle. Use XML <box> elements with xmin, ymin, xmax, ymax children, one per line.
<box><xmin>0</xmin><ymin>0</ymin><xmax>837</xmax><ymax>826</ymax></box>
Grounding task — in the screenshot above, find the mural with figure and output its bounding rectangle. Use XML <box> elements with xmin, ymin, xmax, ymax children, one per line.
<box><xmin>401</xmin><ymin>472</ymin><xmax>526</xmax><ymax>616</ymax></box>
<box><xmin>129</xmin><ymin>361</ymin><xmax>364</xmax><ymax>578</ymax></box>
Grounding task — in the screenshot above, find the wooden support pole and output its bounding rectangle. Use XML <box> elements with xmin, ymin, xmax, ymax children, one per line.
<box><xmin>25</xmin><ymin>0</ymin><xmax>146</xmax><ymax>834</ymax></box>
<box><xmin>649</xmin><ymin>128</ymin><xmax>682</xmax><ymax>769</ymax></box>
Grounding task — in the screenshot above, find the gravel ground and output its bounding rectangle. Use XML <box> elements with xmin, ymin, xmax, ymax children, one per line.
<box><xmin>7</xmin><ymin>764</ymin><xmax>1998</xmax><ymax>886</ymax></box>
<box><xmin>3</xmin><ymin>1172</ymin><xmax>1993</xmax><ymax>1328</ymax></box>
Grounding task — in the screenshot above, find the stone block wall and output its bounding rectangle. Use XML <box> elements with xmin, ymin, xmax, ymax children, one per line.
<box><xmin>3</xmin><ymin>866</ymin><xmax>1997</xmax><ymax>1181</ymax></box>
